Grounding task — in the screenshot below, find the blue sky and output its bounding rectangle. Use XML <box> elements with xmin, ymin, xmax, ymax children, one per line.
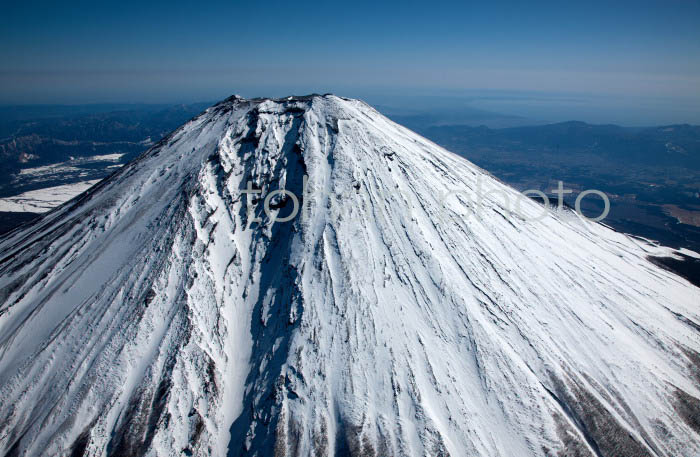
<box><xmin>1</xmin><ymin>0</ymin><xmax>699</xmax><ymax>124</ymax></box>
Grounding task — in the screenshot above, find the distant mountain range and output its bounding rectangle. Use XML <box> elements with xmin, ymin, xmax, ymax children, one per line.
<box><xmin>416</xmin><ymin>121</ymin><xmax>700</xmax><ymax>168</ymax></box>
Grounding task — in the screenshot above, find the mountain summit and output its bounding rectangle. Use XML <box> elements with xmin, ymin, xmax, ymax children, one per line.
<box><xmin>1</xmin><ymin>95</ymin><xmax>699</xmax><ymax>456</ymax></box>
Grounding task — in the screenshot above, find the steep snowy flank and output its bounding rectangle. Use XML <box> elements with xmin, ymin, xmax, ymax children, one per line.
<box><xmin>1</xmin><ymin>94</ymin><xmax>699</xmax><ymax>457</ymax></box>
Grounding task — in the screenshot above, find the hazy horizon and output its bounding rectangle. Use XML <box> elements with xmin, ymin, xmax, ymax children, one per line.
<box><xmin>0</xmin><ymin>88</ymin><xmax>697</xmax><ymax>127</ymax></box>
<box><xmin>2</xmin><ymin>0</ymin><xmax>699</xmax><ymax>125</ymax></box>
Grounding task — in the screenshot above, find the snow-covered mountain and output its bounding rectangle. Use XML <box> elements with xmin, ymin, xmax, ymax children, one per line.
<box><xmin>1</xmin><ymin>94</ymin><xmax>699</xmax><ymax>457</ymax></box>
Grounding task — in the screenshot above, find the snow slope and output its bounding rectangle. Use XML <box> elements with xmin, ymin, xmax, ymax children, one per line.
<box><xmin>0</xmin><ymin>94</ymin><xmax>699</xmax><ymax>457</ymax></box>
<box><xmin>0</xmin><ymin>180</ymin><xmax>101</xmax><ymax>213</ymax></box>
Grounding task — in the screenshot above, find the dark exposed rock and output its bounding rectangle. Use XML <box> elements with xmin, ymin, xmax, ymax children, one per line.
<box><xmin>547</xmin><ymin>372</ymin><xmax>653</xmax><ymax>457</ymax></box>
<box><xmin>675</xmin><ymin>388</ymin><xmax>700</xmax><ymax>434</ymax></box>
